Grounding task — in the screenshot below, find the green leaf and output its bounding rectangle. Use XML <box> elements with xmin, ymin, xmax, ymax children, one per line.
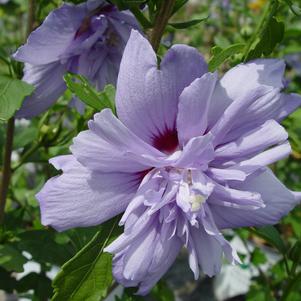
<box><xmin>0</xmin><ymin>75</ymin><xmax>34</xmax><ymax>121</ymax></box>
<box><xmin>288</xmin><ymin>240</ymin><xmax>301</xmax><ymax>264</ymax></box>
<box><xmin>211</xmin><ymin>46</ymin><xmax>223</xmax><ymax>56</ymax></box>
<box><xmin>123</xmin><ymin>0</ymin><xmax>145</xmax><ymax>3</ymax></box>
<box><xmin>172</xmin><ymin>0</ymin><xmax>189</xmax><ymax>15</ymax></box>
<box><xmin>250</xmin><ymin>247</ymin><xmax>267</xmax><ymax>266</ymax></box>
<box><xmin>130</xmin><ymin>6</ymin><xmax>152</xmax><ymax>29</ymax></box>
<box><xmin>247</xmin><ymin>286</ymin><xmax>267</xmax><ymax>301</ymax></box>
<box><xmin>64</xmin><ymin>73</ymin><xmax>116</xmax><ymax>113</ymax></box>
<box><xmin>109</xmin><ymin>0</ymin><xmax>128</xmax><ymax>10</ymax></box>
<box><xmin>61</xmin><ymin>225</ymin><xmax>100</xmax><ymax>252</ymax></box>
<box><xmin>246</xmin><ymin>17</ymin><xmax>284</xmax><ymax>61</ymax></box>
<box><xmin>151</xmin><ymin>280</ymin><xmax>175</xmax><ymax>301</ymax></box>
<box><xmin>17</xmin><ymin>272</ymin><xmax>53</xmax><ymax>300</ymax></box>
<box><xmin>251</xmin><ymin>226</ymin><xmax>286</xmax><ymax>254</ymax></box>
<box><xmin>13</xmin><ymin>124</ymin><xmax>39</xmax><ymax>149</ymax></box>
<box><xmin>52</xmin><ymin>219</ymin><xmax>122</xmax><ymax>301</ymax></box>
<box><xmin>281</xmin><ymin>271</ymin><xmax>301</xmax><ymax>301</ymax></box>
<box><xmin>0</xmin><ymin>244</ymin><xmax>27</xmax><ymax>272</ymax></box>
<box><xmin>115</xmin><ymin>288</ymin><xmax>144</xmax><ymax>301</ymax></box>
<box><xmin>18</xmin><ymin>230</ymin><xmax>72</xmax><ymax>266</ymax></box>
<box><xmin>109</xmin><ymin>0</ymin><xmax>145</xmax><ymax>10</ymax></box>
<box><xmin>0</xmin><ymin>267</ymin><xmax>17</xmax><ymax>293</ymax></box>
<box><xmin>283</xmin><ymin>0</ymin><xmax>301</xmax><ymax>16</ymax></box>
<box><xmin>169</xmin><ymin>17</ymin><xmax>208</xmax><ymax>29</ymax></box>
<box><xmin>208</xmin><ymin>43</ymin><xmax>245</xmax><ymax>71</ymax></box>
<box><xmin>98</xmin><ymin>85</ymin><xmax>116</xmax><ymax>115</ymax></box>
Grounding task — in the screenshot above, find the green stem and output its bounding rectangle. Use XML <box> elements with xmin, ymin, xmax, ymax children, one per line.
<box><xmin>12</xmin><ymin>142</ymin><xmax>41</xmax><ymax>172</ymax></box>
<box><xmin>284</xmin><ymin>256</ymin><xmax>290</xmax><ymax>275</ymax></box>
<box><xmin>0</xmin><ymin>0</ymin><xmax>36</xmax><ymax>224</ymax></box>
<box><xmin>0</xmin><ymin>118</ymin><xmax>15</xmax><ymax>225</ymax></box>
<box><xmin>149</xmin><ymin>0</ymin><xmax>176</xmax><ymax>52</ymax></box>
<box><xmin>243</xmin><ymin>0</ymin><xmax>279</xmax><ymax>62</ymax></box>
<box><xmin>290</xmin><ymin>260</ymin><xmax>298</xmax><ymax>277</ymax></box>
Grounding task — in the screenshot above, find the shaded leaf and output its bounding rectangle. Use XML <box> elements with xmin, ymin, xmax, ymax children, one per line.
<box><xmin>281</xmin><ymin>271</ymin><xmax>301</xmax><ymax>301</ymax></box>
<box><xmin>246</xmin><ymin>17</ymin><xmax>284</xmax><ymax>61</ymax></box>
<box><xmin>109</xmin><ymin>0</ymin><xmax>145</xmax><ymax>10</ymax></box>
<box><xmin>129</xmin><ymin>6</ymin><xmax>152</xmax><ymax>29</ymax></box>
<box><xmin>17</xmin><ymin>272</ymin><xmax>53</xmax><ymax>300</ymax></box>
<box><xmin>251</xmin><ymin>226</ymin><xmax>286</xmax><ymax>254</ymax></box>
<box><xmin>172</xmin><ymin>0</ymin><xmax>189</xmax><ymax>15</ymax></box>
<box><xmin>288</xmin><ymin>240</ymin><xmax>301</xmax><ymax>264</ymax></box>
<box><xmin>18</xmin><ymin>230</ymin><xmax>72</xmax><ymax>266</ymax></box>
<box><xmin>0</xmin><ymin>267</ymin><xmax>17</xmax><ymax>293</ymax></box>
<box><xmin>0</xmin><ymin>76</ymin><xmax>34</xmax><ymax>121</ymax></box>
<box><xmin>13</xmin><ymin>124</ymin><xmax>38</xmax><ymax>149</ymax></box>
<box><xmin>116</xmin><ymin>288</ymin><xmax>144</xmax><ymax>301</ymax></box>
<box><xmin>0</xmin><ymin>244</ymin><xmax>27</xmax><ymax>272</ymax></box>
<box><xmin>151</xmin><ymin>280</ymin><xmax>175</xmax><ymax>301</ymax></box>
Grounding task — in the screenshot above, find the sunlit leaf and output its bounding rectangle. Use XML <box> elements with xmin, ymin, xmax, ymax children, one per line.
<box><xmin>169</xmin><ymin>17</ymin><xmax>208</xmax><ymax>29</ymax></box>
<box><xmin>64</xmin><ymin>73</ymin><xmax>116</xmax><ymax>113</ymax></box>
<box><xmin>208</xmin><ymin>43</ymin><xmax>245</xmax><ymax>71</ymax></box>
<box><xmin>52</xmin><ymin>219</ymin><xmax>122</xmax><ymax>301</ymax></box>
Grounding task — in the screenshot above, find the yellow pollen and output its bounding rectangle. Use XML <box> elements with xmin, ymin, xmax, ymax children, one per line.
<box><xmin>189</xmin><ymin>194</ymin><xmax>206</xmax><ymax>212</ymax></box>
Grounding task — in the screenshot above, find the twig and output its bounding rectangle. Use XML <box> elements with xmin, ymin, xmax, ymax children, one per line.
<box><xmin>27</xmin><ymin>0</ymin><xmax>36</xmax><ymax>37</ymax></box>
<box><xmin>0</xmin><ymin>118</ymin><xmax>15</xmax><ymax>224</ymax></box>
<box><xmin>149</xmin><ymin>0</ymin><xmax>176</xmax><ymax>52</ymax></box>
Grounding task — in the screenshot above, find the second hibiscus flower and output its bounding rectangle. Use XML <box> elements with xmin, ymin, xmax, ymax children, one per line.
<box><xmin>13</xmin><ymin>0</ymin><xmax>140</xmax><ymax>117</ymax></box>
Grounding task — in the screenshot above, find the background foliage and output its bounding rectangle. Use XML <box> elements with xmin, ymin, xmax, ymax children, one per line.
<box><xmin>1</xmin><ymin>0</ymin><xmax>301</xmax><ymax>300</ymax></box>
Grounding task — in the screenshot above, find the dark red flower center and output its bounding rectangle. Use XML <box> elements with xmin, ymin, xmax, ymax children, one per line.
<box><xmin>153</xmin><ymin>129</ymin><xmax>179</xmax><ymax>154</ymax></box>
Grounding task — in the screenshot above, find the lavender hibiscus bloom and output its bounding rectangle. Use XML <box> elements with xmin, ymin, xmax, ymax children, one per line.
<box><xmin>37</xmin><ymin>31</ymin><xmax>301</xmax><ymax>294</ymax></box>
<box><xmin>13</xmin><ymin>0</ymin><xmax>140</xmax><ymax>118</ymax></box>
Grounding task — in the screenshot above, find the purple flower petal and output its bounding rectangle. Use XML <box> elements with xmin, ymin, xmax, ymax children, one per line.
<box><xmin>13</xmin><ymin>2</ymin><xmax>141</xmax><ymax>117</ymax></box>
<box><xmin>232</xmin><ymin>141</ymin><xmax>291</xmax><ymax>176</ymax></box>
<box><xmin>208</xmin><ymin>59</ymin><xmax>286</xmax><ymax>129</ymax></box>
<box><xmin>276</xmin><ymin>93</ymin><xmax>301</xmax><ymax>121</ymax></box>
<box><xmin>116</xmin><ymin>30</ymin><xmax>207</xmax><ymax>146</ymax></box>
<box><xmin>36</xmin><ymin>33</ymin><xmax>301</xmax><ymax>294</ymax></box>
<box><xmin>211</xmin><ymin>87</ymin><xmax>277</xmax><ymax>146</ymax></box>
<box><xmin>71</xmin><ymin>109</ymin><xmax>164</xmax><ymax>173</ymax></box>
<box><xmin>14</xmin><ymin>3</ymin><xmax>86</xmax><ymax>65</ymax></box>
<box><xmin>211</xmin><ymin>168</ymin><xmax>299</xmax><ymax>229</ymax></box>
<box><xmin>177</xmin><ymin>72</ymin><xmax>218</xmax><ymax>146</ymax></box>
<box><xmin>214</xmin><ymin>119</ymin><xmax>288</xmax><ymax>161</ymax></box>
<box><xmin>189</xmin><ymin>222</ymin><xmax>239</xmax><ymax>277</ymax></box>
<box><xmin>175</xmin><ymin>134</ymin><xmax>215</xmax><ymax>169</ymax></box>
<box><xmin>16</xmin><ymin>62</ymin><xmax>66</xmax><ymax>118</ymax></box>
<box><xmin>36</xmin><ymin>155</ymin><xmax>140</xmax><ymax>231</ymax></box>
